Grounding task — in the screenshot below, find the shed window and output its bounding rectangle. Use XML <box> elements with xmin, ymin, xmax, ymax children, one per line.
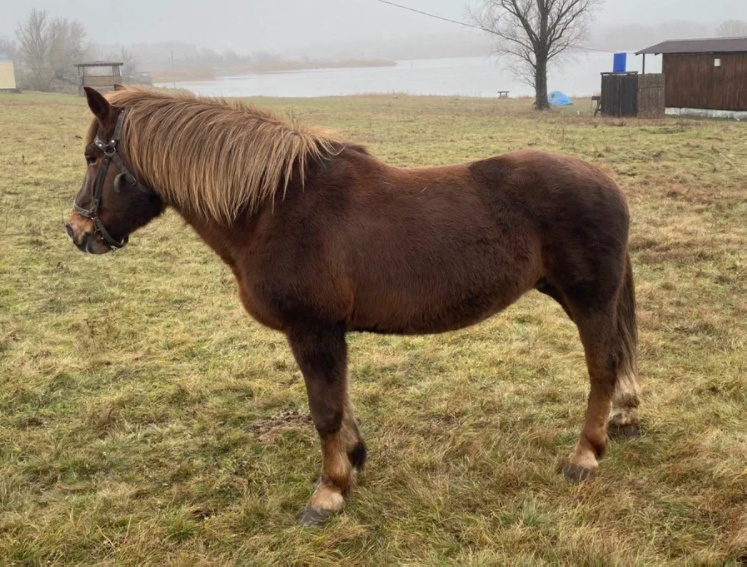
<box><xmin>714</xmin><ymin>58</ymin><xmax>721</xmax><ymax>67</ymax></box>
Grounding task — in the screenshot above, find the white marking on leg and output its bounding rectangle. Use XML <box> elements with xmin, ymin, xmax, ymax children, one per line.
<box><xmin>567</xmin><ymin>442</ymin><xmax>600</xmax><ymax>471</ymax></box>
<box><xmin>307</xmin><ymin>404</ymin><xmax>362</xmax><ymax>514</ymax></box>
<box><xmin>609</xmin><ymin>369</ymin><xmax>641</xmax><ymax>426</ymax></box>
<box><xmin>309</xmin><ymin>483</ymin><xmax>345</xmax><ymax>512</ymax></box>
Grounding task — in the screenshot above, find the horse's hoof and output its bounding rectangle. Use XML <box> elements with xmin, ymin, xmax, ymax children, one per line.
<box><xmin>561</xmin><ymin>462</ymin><xmax>597</xmax><ymax>482</ymax></box>
<box><xmin>608</xmin><ymin>422</ymin><xmax>640</xmax><ymax>438</ymax></box>
<box><xmin>296</xmin><ymin>506</ymin><xmax>335</xmax><ymax>527</ymax></box>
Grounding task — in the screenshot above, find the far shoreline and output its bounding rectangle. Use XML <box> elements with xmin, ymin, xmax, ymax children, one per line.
<box><xmin>151</xmin><ymin>59</ymin><xmax>397</xmax><ymax>83</ymax></box>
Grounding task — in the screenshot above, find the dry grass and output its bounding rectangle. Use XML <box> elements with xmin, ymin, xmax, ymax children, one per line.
<box><xmin>1</xmin><ymin>91</ymin><xmax>745</xmax><ymax>565</ymax></box>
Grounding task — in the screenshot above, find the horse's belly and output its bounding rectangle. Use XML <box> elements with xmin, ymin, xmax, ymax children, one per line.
<box><xmin>349</xmin><ymin>281</ymin><xmax>526</xmax><ymax>335</ymax></box>
<box><xmin>347</xmin><ymin>239</ymin><xmax>540</xmax><ymax>335</ymax></box>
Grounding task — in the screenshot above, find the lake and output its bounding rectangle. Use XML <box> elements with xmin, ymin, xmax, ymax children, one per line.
<box><xmin>158</xmin><ymin>52</ymin><xmax>662</xmax><ymax>99</ymax></box>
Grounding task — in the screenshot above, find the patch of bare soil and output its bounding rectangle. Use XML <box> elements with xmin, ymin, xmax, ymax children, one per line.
<box><xmin>247</xmin><ymin>408</ymin><xmax>312</xmax><ymax>443</ymax></box>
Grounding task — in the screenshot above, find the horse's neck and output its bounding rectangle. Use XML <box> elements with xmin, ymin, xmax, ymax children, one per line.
<box><xmin>175</xmin><ymin>206</ymin><xmax>253</xmax><ymax>270</ymax></box>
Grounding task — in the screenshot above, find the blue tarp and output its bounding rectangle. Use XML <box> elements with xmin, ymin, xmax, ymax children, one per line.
<box><xmin>548</xmin><ymin>91</ymin><xmax>573</xmax><ymax>106</ymax></box>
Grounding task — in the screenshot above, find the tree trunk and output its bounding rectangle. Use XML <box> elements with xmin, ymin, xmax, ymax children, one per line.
<box><xmin>534</xmin><ymin>57</ymin><xmax>550</xmax><ymax>111</ymax></box>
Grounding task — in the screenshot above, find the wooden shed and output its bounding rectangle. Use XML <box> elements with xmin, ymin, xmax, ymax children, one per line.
<box><xmin>599</xmin><ymin>72</ymin><xmax>666</xmax><ymax>118</ymax></box>
<box><xmin>636</xmin><ymin>37</ymin><xmax>747</xmax><ymax>112</ymax></box>
<box><xmin>76</xmin><ymin>61</ymin><xmax>123</xmax><ymax>96</ymax></box>
<box><xmin>0</xmin><ymin>54</ymin><xmax>16</xmax><ymax>91</ymax></box>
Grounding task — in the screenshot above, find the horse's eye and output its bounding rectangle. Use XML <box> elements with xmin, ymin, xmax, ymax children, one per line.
<box><xmin>86</xmin><ymin>155</ymin><xmax>96</xmax><ymax>165</ymax></box>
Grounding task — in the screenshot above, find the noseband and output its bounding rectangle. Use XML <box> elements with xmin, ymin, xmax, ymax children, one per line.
<box><xmin>74</xmin><ymin>110</ymin><xmax>147</xmax><ymax>250</ymax></box>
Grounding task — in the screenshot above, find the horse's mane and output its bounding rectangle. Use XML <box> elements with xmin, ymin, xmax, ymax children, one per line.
<box><xmin>86</xmin><ymin>87</ymin><xmax>336</xmax><ymax>223</ymax></box>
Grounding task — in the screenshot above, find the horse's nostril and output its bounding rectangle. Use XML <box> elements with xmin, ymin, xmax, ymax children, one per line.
<box><xmin>65</xmin><ymin>223</ymin><xmax>74</xmax><ymax>239</ymax></box>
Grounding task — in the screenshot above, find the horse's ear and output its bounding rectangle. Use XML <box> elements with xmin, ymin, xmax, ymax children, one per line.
<box><xmin>113</xmin><ymin>83</ymin><xmax>127</xmax><ymax>91</ymax></box>
<box><xmin>83</xmin><ymin>87</ymin><xmax>112</xmax><ymax>122</ymax></box>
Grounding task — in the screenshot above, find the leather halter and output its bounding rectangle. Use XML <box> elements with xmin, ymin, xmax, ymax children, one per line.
<box><xmin>74</xmin><ymin>110</ymin><xmax>146</xmax><ymax>250</ymax></box>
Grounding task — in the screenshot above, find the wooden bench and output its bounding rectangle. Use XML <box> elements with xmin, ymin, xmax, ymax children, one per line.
<box><xmin>497</xmin><ymin>90</ymin><xmax>510</xmax><ymax>98</ymax></box>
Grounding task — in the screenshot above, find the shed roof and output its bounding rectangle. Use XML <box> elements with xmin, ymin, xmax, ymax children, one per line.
<box><xmin>636</xmin><ymin>37</ymin><xmax>747</xmax><ymax>55</ymax></box>
<box><xmin>75</xmin><ymin>61</ymin><xmax>124</xmax><ymax>67</ymax></box>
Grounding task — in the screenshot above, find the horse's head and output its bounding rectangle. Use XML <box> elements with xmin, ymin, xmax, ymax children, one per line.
<box><xmin>65</xmin><ymin>86</ymin><xmax>164</xmax><ymax>254</ymax></box>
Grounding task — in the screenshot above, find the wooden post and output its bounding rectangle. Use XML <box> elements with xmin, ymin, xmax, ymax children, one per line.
<box><xmin>642</xmin><ymin>54</ymin><xmax>646</xmax><ymax>75</ymax></box>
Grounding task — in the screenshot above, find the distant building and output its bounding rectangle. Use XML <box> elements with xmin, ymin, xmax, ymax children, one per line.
<box><xmin>75</xmin><ymin>61</ymin><xmax>123</xmax><ymax>96</ymax></box>
<box><xmin>0</xmin><ymin>54</ymin><xmax>16</xmax><ymax>91</ymax></box>
<box><xmin>636</xmin><ymin>37</ymin><xmax>747</xmax><ymax>118</ymax></box>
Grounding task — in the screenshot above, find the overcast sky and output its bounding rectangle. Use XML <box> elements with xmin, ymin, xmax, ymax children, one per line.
<box><xmin>0</xmin><ymin>0</ymin><xmax>743</xmax><ymax>52</ymax></box>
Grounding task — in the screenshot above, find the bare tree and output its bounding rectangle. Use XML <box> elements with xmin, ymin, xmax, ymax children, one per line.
<box><xmin>15</xmin><ymin>9</ymin><xmax>52</xmax><ymax>91</ymax></box>
<box><xmin>716</xmin><ymin>20</ymin><xmax>747</xmax><ymax>37</ymax></box>
<box><xmin>120</xmin><ymin>48</ymin><xmax>140</xmax><ymax>82</ymax></box>
<box><xmin>15</xmin><ymin>9</ymin><xmax>87</xmax><ymax>91</ymax></box>
<box><xmin>470</xmin><ymin>0</ymin><xmax>599</xmax><ymax>110</ymax></box>
<box><xmin>49</xmin><ymin>18</ymin><xmax>87</xmax><ymax>84</ymax></box>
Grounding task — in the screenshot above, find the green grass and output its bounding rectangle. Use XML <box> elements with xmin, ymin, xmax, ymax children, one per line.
<box><xmin>1</xmin><ymin>91</ymin><xmax>745</xmax><ymax>565</ymax></box>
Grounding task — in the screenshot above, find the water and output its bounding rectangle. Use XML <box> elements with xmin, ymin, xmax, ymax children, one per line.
<box><xmin>158</xmin><ymin>52</ymin><xmax>662</xmax><ymax>99</ymax></box>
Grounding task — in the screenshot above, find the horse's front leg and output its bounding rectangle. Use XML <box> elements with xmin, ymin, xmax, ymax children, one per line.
<box><xmin>287</xmin><ymin>323</ymin><xmax>366</xmax><ymax>526</ymax></box>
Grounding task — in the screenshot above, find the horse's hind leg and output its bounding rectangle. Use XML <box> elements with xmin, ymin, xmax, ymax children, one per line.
<box><xmin>561</xmin><ymin>306</ymin><xmax>619</xmax><ymax>480</ymax></box>
<box><xmin>561</xmin><ymin>255</ymin><xmax>639</xmax><ymax>479</ymax></box>
<box><xmin>287</xmin><ymin>324</ymin><xmax>366</xmax><ymax>526</ymax></box>
<box><xmin>608</xmin><ymin>367</ymin><xmax>641</xmax><ymax>437</ymax></box>
<box><xmin>607</xmin><ymin>256</ymin><xmax>641</xmax><ymax>437</ymax></box>
<box><xmin>537</xmin><ymin>275</ymin><xmax>640</xmax><ymax>437</ymax></box>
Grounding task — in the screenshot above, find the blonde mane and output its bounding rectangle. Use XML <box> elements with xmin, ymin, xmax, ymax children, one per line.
<box><xmin>86</xmin><ymin>87</ymin><xmax>335</xmax><ymax>223</ymax></box>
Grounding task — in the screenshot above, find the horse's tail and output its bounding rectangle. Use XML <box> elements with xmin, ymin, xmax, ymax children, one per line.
<box><xmin>615</xmin><ymin>251</ymin><xmax>637</xmax><ymax>381</ymax></box>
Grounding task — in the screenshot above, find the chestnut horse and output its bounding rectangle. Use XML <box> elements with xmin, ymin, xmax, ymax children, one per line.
<box><xmin>66</xmin><ymin>86</ymin><xmax>640</xmax><ymax>525</ymax></box>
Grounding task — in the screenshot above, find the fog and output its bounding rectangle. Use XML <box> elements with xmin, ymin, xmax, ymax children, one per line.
<box><xmin>1</xmin><ymin>0</ymin><xmax>744</xmax><ymax>59</ymax></box>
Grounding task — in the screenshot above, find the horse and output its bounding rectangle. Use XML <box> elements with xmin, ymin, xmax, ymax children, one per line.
<box><xmin>66</xmin><ymin>86</ymin><xmax>641</xmax><ymax>526</ymax></box>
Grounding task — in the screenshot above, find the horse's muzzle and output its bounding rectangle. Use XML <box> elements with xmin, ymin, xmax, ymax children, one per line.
<box><xmin>64</xmin><ymin>223</ymin><xmax>112</xmax><ymax>254</ymax></box>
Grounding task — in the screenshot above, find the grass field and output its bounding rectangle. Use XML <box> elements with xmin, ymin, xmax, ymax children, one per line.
<box><xmin>1</xmin><ymin>91</ymin><xmax>745</xmax><ymax>565</ymax></box>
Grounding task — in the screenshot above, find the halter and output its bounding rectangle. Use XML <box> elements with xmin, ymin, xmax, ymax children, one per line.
<box><xmin>74</xmin><ymin>110</ymin><xmax>146</xmax><ymax>250</ymax></box>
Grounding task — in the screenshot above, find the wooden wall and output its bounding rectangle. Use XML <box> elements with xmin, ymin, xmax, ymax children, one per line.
<box><xmin>601</xmin><ymin>73</ymin><xmax>665</xmax><ymax>118</ymax></box>
<box><xmin>81</xmin><ymin>75</ymin><xmax>121</xmax><ymax>87</ymax></box>
<box><xmin>0</xmin><ymin>61</ymin><xmax>16</xmax><ymax>90</ymax></box>
<box><xmin>78</xmin><ymin>74</ymin><xmax>122</xmax><ymax>96</ymax></box>
<box><xmin>638</xmin><ymin>74</ymin><xmax>666</xmax><ymax>118</ymax></box>
<box><xmin>601</xmin><ymin>73</ymin><xmax>639</xmax><ymax>117</ymax></box>
<box><xmin>663</xmin><ymin>53</ymin><xmax>747</xmax><ymax>111</ymax></box>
